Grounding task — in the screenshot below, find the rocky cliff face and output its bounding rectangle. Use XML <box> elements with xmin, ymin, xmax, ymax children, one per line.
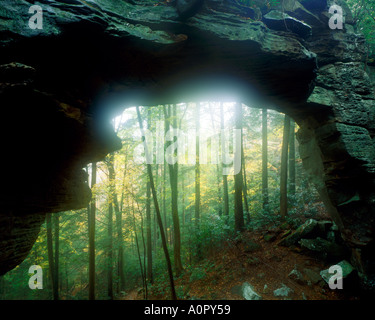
<box><xmin>0</xmin><ymin>0</ymin><xmax>374</xmax><ymax>291</ymax></box>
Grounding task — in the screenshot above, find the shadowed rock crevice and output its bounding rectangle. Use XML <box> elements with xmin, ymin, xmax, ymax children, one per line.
<box><xmin>0</xmin><ymin>0</ymin><xmax>374</xmax><ymax>292</ymax></box>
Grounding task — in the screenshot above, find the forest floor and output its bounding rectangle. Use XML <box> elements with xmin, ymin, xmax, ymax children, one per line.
<box><xmin>124</xmin><ymin>226</ymin><xmax>360</xmax><ymax>301</ymax></box>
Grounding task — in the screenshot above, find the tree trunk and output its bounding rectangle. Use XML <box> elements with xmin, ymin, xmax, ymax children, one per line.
<box><xmin>163</xmin><ymin>104</ymin><xmax>183</xmax><ymax>277</ymax></box>
<box><xmin>195</xmin><ymin>102</ymin><xmax>202</xmax><ymax>259</ymax></box>
<box><xmin>65</xmin><ymin>261</ymin><xmax>68</xmax><ymax>294</ymax></box>
<box><xmin>46</xmin><ymin>213</ymin><xmax>56</xmax><ymax>299</ymax></box>
<box><xmin>195</xmin><ymin>102</ymin><xmax>200</xmax><ymax>226</ymax></box>
<box><xmin>112</xmin><ymin>153</ymin><xmax>126</xmax><ymax>293</ymax></box>
<box><xmin>115</xmin><ymin>202</ymin><xmax>125</xmax><ymax>294</ymax></box>
<box><xmin>146</xmin><ymin>109</ymin><xmax>153</xmax><ymax>284</ymax></box>
<box><xmin>154</xmin><ymin>164</ymin><xmax>159</xmax><ymax>253</ymax></box>
<box><xmin>234</xmin><ymin>102</ymin><xmax>245</xmax><ymax>233</ymax></box>
<box><xmin>181</xmin><ymin>169</ymin><xmax>185</xmax><ymax>226</ymax></box>
<box><xmin>146</xmin><ymin>176</ymin><xmax>153</xmax><ymax>283</ymax></box>
<box><xmin>280</xmin><ymin>115</ymin><xmax>291</xmax><ymax>220</ymax></box>
<box><xmin>289</xmin><ymin>119</ymin><xmax>296</xmax><ymax>196</ymax></box>
<box><xmin>220</xmin><ymin>103</ymin><xmax>229</xmax><ymax>218</ymax></box>
<box><xmin>107</xmin><ymin>196</ymin><xmax>113</xmax><ymax>300</ymax></box>
<box><xmin>209</xmin><ymin>103</ymin><xmax>222</xmax><ymax>216</ymax></box>
<box><xmin>163</xmin><ymin>157</ymin><xmax>168</xmax><ymax>245</ymax></box>
<box><xmin>53</xmin><ymin>212</ymin><xmax>59</xmax><ymax>300</ymax></box>
<box><xmin>136</xmin><ymin>106</ymin><xmax>177</xmax><ymax>300</ymax></box>
<box><xmin>106</xmin><ymin>154</ymin><xmax>114</xmax><ymax>299</ymax></box>
<box><xmin>242</xmin><ymin>144</ymin><xmax>250</xmax><ymax>224</ymax></box>
<box><xmin>0</xmin><ymin>275</ymin><xmax>4</xmax><ymax>298</ymax></box>
<box><xmin>88</xmin><ymin>162</ymin><xmax>97</xmax><ymax>300</ymax></box>
<box><xmin>163</xmin><ymin>111</ymin><xmax>169</xmax><ymax>245</ymax></box>
<box><xmin>138</xmin><ymin>190</ymin><xmax>149</xmax><ymax>299</ymax></box>
<box><xmin>262</xmin><ymin>108</ymin><xmax>269</xmax><ymax>209</ymax></box>
<box><xmin>131</xmin><ymin>196</ymin><xmax>146</xmax><ymax>299</ymax></box>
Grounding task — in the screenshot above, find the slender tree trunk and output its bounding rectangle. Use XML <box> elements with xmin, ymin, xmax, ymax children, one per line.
<box><xmin>181</xmin><ymin>169</ymin><xmax>185</xmax><ymax>226</ymax></box>
<box><xmin>107</xmin><ymin>197</ymin><xmax>113</xmax><ymax>300</ymax></box>
<box><xmin>163</xmin><ymin>111</ymin><xmax>169</xmax><ymax>245</ymax></box>
<box><xmin>154</xmin><ymin>163</ymin><xmax>161</xmax><ymax>252</ymax></box>
<box><xmin>131</xmin><ymin>197</ymin><xmax>146</xmax><ymax>299</ymax></box>
<box><xmin>195</xmin><ymin>102</ymin><xmax>202</xmax><ymax>259</ymax></box>
<box><xmin>242</xmin><ymin>145</ymin><xmax>250</xmax><ymax>224</ymax></box>
<box><xmin>106</xmin><ymin>154</ymin><xmax>115</xmax><ymax>299</ymax></box>
<box><xmin>146</xmin><ymin>176</ymin><xmax>153</xmax><ymax>283</ymax></box>
<box><xmin>0</xmin><ymin>276</ymin><xmax>4</xmax><ymax>298</ymax></box>
<box><xmin>163</xmin><ymin>105</ymin><xmax>183</xmax><ymax>276</ymax></box>
<box><xmin>137</xmin><ymin>193</ymin><xmax>148</xmax><ymax>299</ymax></box>
<box><xmin>216</xmin><ymin>164</ymin><xmax>223</xmax><ymax>216</ymax></box>
<box><xmin>46</xmin><ymin>213</ymin><xmax>56</xmax><ymax>299</ymax></box>
<box><xmin>53</xmin><ymin>212</ymin><xmax>59</xmax><ymax>300</ymax></box>
<box><xmin>154</xmin><ymin>164</ymin><xmax>159</xmax><ymax>252</ymax></box>
<box><xmin>146</xmin><ymin>109</ymin><xmax>153</xmax><ymax>284</ymax></box>
<box><xmin>65</xmin><ymin>261</ymin><xmax>68</xmax><ymax>294</ymax></box>
<box><xmin>172</xmin><ymin>105</ymin><xmax>183</xmax><ymax>276</ymax></box>
<box><xmin>195</xmin><ymin>102</ymin><xmax>200</xmax><ymax>226</ymax></box>
<box><xmin>136</xmin><ymin>106</ymin><xmax>177</xmax><ymax>300</ymax></box>
<box><xmin>262</xmin><ymin>108</ymin><xmax>269</xmax><ymax>209</ymax></box>
<box><xmin>209</xmin><ymin>103</ymin><xmax>222</xmax><ymax>216</ymax></box>
<box><xmin>115</xmin><ymin>204</ymin><xmax>125</xmax><ymax>294</ymax></box>
<box><xmin>163</xmin><ymin>158</ymin><xmax>168</xmax><ymax>244</ymax></box>
<box><xmin>111</xmin><ymin>153</ymin><xmax>126</xmax><ymax>293</ymax></box>
<box><xmin>154</xmin><ymin>203</ymin><xmax>158</xmax><ymax>252</ymax></box>
<box><xmin>289</xmin><ymin>119</ymin><xmax>296</xmax><ymax>196</ymax></box>
<box><xmin>131</xmin><ymin>228</ymin><xmax>136</xmax><ymax>256</ymax></box>
<box><xmin>234</xmin><ymin>102</ymin><xmax>245</xmax><ymax>233</ymax></box>
<box><xmin>89</xmin><ymin>162</ymin><xmax>97</xmax><ymax>300</ymax></box>
<box><xmin>220</xmin><ymin>103</ymin><xmax>229</xmax><ymax>218</ymax></box>
<box><xmin>280</xmin><ymin>115</ymin><xmax>291</xmax><ymax>220</ymax></box>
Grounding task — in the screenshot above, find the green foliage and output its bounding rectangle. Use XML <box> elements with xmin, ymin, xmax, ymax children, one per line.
<box><xmin>189</xmin><ymin>268</ymin><xmax>206</xmax><ymax>283</ymax></box>
<box><xmin>237</xmin><ymin>0</ymin><xmax>280</xmax><ymax>8</ymax></box>
<box><xmin>347</xmin><ymin>0</ymin><xmax>375</xmax><ymax>60</ymax></box>
<box><xmin>1</xmin><ymin>102</ymin><xmax>327</xmax><ymax>300</ymax></box>
<box><xmin>186</xmin><ymin>212</ymin><xmax>234</xmax><ymax>262</ymax></box>
<box><xmin>268</xmin><ymin>0</ymin><xmax>280</xmax><ymax>7</ymax></box>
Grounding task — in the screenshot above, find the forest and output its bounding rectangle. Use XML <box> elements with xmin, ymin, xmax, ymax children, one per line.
<box><xmin>0</xmin><ymin>0</ymin><xmax>374</xmax><ymax>301</ymax></box>
<box><xmin>0</xmin><ymin>102</ymin><xmax>344</xmax><ymax>300</ymax></box>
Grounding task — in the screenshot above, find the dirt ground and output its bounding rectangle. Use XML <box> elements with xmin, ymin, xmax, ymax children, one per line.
<box><xmin>127</xmin><ymin>228</ymin><xmax>360</xmax><ymax>301</ymax></box>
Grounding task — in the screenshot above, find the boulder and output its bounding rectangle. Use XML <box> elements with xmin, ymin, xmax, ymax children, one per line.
<box><xmin>299</xmin><ymin>237</ymin><xmax>348</xmax><ymax>259</ymax></box>
<box><xmin>303</xmin><ymin>268</ymin><xmax>323</xmax><ymax>285</ymax></box>
<box><xmin>263</xmin><ymin>284</ymin><xmax>269</xmax><ymax>294</ymax></box>
<box><xmin>273</xmin><ymin>284</ymin><xmax>294</xmax><ymax>297</ymax></box>
<box><xmin>242</xmin><ymin>282</ymin><xmax>262</xmax><ymax>300</ymax></box>
<box><xmin>320</xmin><ymin>260</ymin><xmax>354</xmax><ymax>285</ymax></box>
<box><xmin>263</xmin><ymin>10</ymin><xmax>312</xmax><ymax>38</ymax></box>
<box><xmin>288</xmin><ymin>265</ymin><xmax>324</xmax><ymax>286</ymax></box>
<box><xmin>279</xmin><ymin>219</ymin><xmax>318</xmax><ymax>247</ymax></box>
<box><xmin>277</xmin><ymin>0</ymin><xmax>323</xmax><ymax>27</ymax></box>
<box><xmin>288</xmin><ymin>267</ymin><xmax>305</xmax><ymax>285</ymax></box>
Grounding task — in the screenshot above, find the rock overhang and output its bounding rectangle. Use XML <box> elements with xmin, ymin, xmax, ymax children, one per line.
<box><xmin>0</xmin><ymin>0</ymin><xmax>374</xmax><ymax>294</ymax></box>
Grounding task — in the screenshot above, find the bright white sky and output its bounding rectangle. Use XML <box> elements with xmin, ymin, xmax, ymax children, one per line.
<box><xmin>113</xmin><ymin>101</ymin><xmax>237</xmax><ymax>136</ymax></box>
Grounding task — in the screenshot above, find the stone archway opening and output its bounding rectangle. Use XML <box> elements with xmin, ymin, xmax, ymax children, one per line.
<box><xmin>0</xmin><ymin>0</ymin><xmax>374</xmax><ymax>294</ymax></box>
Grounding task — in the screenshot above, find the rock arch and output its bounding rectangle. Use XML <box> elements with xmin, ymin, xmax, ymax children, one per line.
<box><xmin>0</xmin><ymin>0</ymin><xmax>374</xmax><ymax>291</ymax></box>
